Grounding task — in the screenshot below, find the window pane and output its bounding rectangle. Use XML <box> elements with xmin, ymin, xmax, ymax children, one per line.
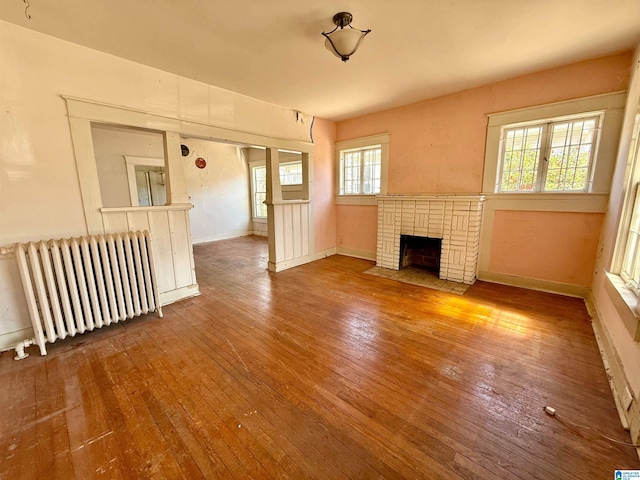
<box><xmin>499</xmin><ymin>127</ymin><xmax>541</xmax><ymax>192</ymax></box>
<box><xmin>362</xmin><ymin>148</ymin><xmax>381</xmax><ymax>194</ymax></box>
<box><xmin>255</xmin><ymin>192</ymin><xmax>267</xmax><ymax>217</ymax></box>
<box><xmin>343</xmin><ymin>151</ymin><xmax>361</xmax><ymax>194</ymax></box>
<box><xmin>621</xmin><ymin>185</ymin><xmax>640</xmax><ymax>290</ymax></box>
<box><xmin>544</xmin><ymin>119</ymin><xmax>596</xmax><ymax>192</ymax></box>
<box><xmin>339</xmin><ymin>144</ymin><xmax>383</xmax><ymax>196</ymax></box>
<box><xmin>279</xmin><ymin>161</ymin><xmax>302</xmax><ymax>185</ymax></box>
<box><xmin>253</xmin><ymin>166</ymin><xmax>267</xmax><ymax>218</ymax></box>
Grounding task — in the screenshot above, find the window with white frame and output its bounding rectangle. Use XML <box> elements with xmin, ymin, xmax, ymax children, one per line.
<box><xmin>617</xmin><ymin>110</ymin><xmax>640</xmax><ymax>295</ymax></box>
<box><xmin>335</xmin><ymin>133</ymin><xmax>389</xmax><ymax>205</ymax></box>
<box><xmin>279</xmin><ymin>161</ymin><xmax>302</xmax><ymax>185</ymax></box>
<box><xmin>339</xmin><ymin>145</ymin><xmax>382</xmax><ymax>195</ymax></box>
<box><xmin>497</xmin><ymin>114</ymin><xmax>602</xmax><ymax>193</ymax></box>
<box><xmin>252</xmin><ymin>165</ymin><xmax>267</xmax><ymax>218</ymax></box>
<box><xmin>482</xmin><ymin>92</ymin><xmax>625</xmax><ymax>196</ymax></box>
<box><xmin>621</xmin><ymin>184</ymin><xmax>640</xmax><ymax>293</ymax></box>
<box><xmin>251</xmin><ymin>160</ymin><xmax>303</xmax><ymax>218</ymax></box>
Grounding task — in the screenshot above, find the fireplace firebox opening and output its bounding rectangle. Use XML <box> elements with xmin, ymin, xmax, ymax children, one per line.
<box><xmin>399</xmin><ymin>235</ymin><xmax>442</xmax><ymax>274</ymax></box>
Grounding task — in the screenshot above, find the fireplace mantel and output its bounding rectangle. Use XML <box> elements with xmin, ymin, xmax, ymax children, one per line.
<box><xmin>377</xmin><ymin>194</ymin><xmax>485</xmax><ymax>201</ymax></box>
<box><xmin>376</xmin><ymin>194</ymin><xmax>485</xmax><ymax>284</ymax></box>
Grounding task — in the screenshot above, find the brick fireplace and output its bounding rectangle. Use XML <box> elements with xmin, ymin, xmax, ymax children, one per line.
<box><xmin>376</xmin><ymin>195</ymin><xmax>485</xmax><ymax>284</ymax></box>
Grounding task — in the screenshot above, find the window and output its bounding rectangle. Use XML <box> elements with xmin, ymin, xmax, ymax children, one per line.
<box><xmin>279</xmin><ymin>161</ymin><xmax>302</xmax><ymax>185</ymax></box>
<box><xmin>252</xmin><ymin>165</ymin><xmax>267</xmax><ymax>218</ymax></box>
<box><xmin>616</xmin><ymin>109</ymin><xmax>640</xmax><ymax>297</ymax></box>
<box><xmin>482</xmin><ymin>92</ymin><xmax>625</xmax><ymax>196</ymax></box>
<box><xmin>251</xmin><ymin>160</ymin><xmax>303</xmax><ymax>218</ymax></box>
<box><xmin>335</xmin><ymin>133</ymin><xmax>389</xmax><ymax>205</ymax></box>
<box><xmin>621</xmin><ymin>184</ymin><xmax>640</xmax><ymax>294</ymax></box>
<box><xmin>339</xmin><ymin>146</ymin><xmax>382</xmax><ymax>195</ymax></box>
<box><xmin>497</xmin><ymin>114</ymin><xmax>601</xmax><ymax>193</ymax></box>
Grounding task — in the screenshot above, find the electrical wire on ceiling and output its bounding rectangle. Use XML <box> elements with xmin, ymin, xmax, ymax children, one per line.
<box><xmin>310</xmin><ymin>117</ymin><xmax>315</xmax><ymax>143</ymax></box>
<box><xmin>23</xmin><ymin>0</ymin><xmax>31</xmax><ymax>19</ymax></box>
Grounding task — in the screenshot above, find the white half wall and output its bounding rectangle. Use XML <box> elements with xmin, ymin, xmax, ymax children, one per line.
<box><xmin>0</xmin><ymin>19</ymin><xmax>314</xmax><ymax>352</ymax></box>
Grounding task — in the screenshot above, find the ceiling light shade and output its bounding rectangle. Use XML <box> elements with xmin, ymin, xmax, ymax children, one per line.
<box><xmin>322</xmin><ymin>12</ymin><xmax>371</xmax><ymax>62</ymax></box>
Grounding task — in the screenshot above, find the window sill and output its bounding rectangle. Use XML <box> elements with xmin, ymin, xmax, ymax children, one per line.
<box><xmin>336</xmin><ymin>195</ymin><xmax>378</xmax><ymax>206</ymax></box>
<box><xmin>604</xmin><ymin>272</ymin><xmax>640</xmax><ymax>341</ymax></box>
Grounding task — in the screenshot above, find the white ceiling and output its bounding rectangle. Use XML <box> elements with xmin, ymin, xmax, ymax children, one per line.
<box><xmin>2</xmin><ymin>0</ymin><xmax>640</xmax><ymax>120</ymax></box>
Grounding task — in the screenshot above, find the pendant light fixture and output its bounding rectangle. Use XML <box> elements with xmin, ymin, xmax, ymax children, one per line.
<box><xmin>322</xmin><ymin>12</ymin><xmax>371</xmax><ymax>62</ymax></box>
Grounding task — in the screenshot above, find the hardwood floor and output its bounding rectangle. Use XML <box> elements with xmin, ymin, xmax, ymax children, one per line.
<box><xmin>1</xmin><ymin>235</ymin><xmax>638</xmax><ymax>479</ymax></box>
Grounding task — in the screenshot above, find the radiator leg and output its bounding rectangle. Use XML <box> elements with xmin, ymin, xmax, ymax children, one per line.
<box><xmin>14</xmin><ymin>338</ymin><xmax>35</xmax><ymax>360</ymax></box>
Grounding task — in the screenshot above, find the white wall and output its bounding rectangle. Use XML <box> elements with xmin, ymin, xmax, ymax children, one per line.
<box><xmin>182</xmin><ymin>139</ymin><xmax>252</xmax><ymax>243</ymax></box>
<box><xmin>0</xmin><ymin>19</ymin><xmax>313</xmax><ymax>352</ymax></box>
<box><xmin>92</xmin><ymin>124</ymin><xmax>165</xmax><ymax>207</ymax></box>
<box><xmin>590</xmin><ymin>44</ymin><xmax>640</xmax><ymax>437</ymax></box>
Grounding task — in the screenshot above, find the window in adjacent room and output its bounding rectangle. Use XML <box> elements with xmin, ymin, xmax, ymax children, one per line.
<box><xmin>250</xmin><ymin>159</ymin><xmax>303</xmax><ymax>218</ymax></box>
<box><xmin>252</xmin><ymin>165</ymin><xmax>267</xmax><ymax>218</ymax></box>
<box><xmin>279</xmin><ymin>160</ymin><xmax>303</xmax><ymax>185</ymax></box>
<box><xmin>497</xmin><ymin>114</ymin><xmax>602</xmax><ymax>193</ymax></box>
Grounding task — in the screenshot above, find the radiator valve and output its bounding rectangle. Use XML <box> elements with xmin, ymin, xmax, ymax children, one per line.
<box><xmin>14</xmin><ymin>338</ymin><xmax>35</xmax><ymax>360</ymax></box>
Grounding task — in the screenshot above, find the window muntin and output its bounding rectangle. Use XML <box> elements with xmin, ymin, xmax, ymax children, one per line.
<box><xmin>497</xmin><ymin>115</ymin><xmax>601</xmax><ymax>193</ymax></box>
<box><xmin>500</xmin><ymin>126</ymin><xmax>542</xmax><ymax>192</ymax></box>
<box><xmin>339</xmin><ymin>145</ymin><xmax>382</xmax><ymax>195</ymax></box>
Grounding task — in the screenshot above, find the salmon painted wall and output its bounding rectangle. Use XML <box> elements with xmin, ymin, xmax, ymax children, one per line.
<box><xmin>335</xmin><ymin>52</ymin><xmax>632</xmax><ymax>286</ymax></box>
<box><xmin>489</xmin><ymin>211</ymin><xmax>604</xmax><ymax>285</ymax></box>
<box><xmin>337</xmin><ymin>53</ymin><xmax>632</xmax><ymax>193</ymax></box>
<box><xmin>312</xmin><ymin>118</ymin><xmax>337</xmax><ymax>253</ymax></box>
<box><xmin>336</xmin><ymin>205</ymin><xmax>378</xmax><ymax>255</ymax></box>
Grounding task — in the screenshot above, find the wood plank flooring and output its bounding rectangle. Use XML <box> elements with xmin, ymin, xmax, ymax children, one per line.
<box><xmin>1</xmin><ymin>235</ymin><xmax>639</xmax><ymax>479</ymax></box>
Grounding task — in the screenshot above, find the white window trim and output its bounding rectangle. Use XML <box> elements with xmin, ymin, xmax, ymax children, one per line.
<box><xmin>613</xmin><ymin>110</ymin><xmax>640</xmax><ymax>273</ymax></box>
<box><xmin>607</xmin><ymin>103</ymin><xmax>640</xmax><ymax>340</ymax></box>
<box><xmin>483</xmin><ymin>91</ymin><xmax>627</xmax><ymax>195</ymax></box>
<box><xmin>496</xmin><ymin>113</ymin><xmax>603</xmax><ymax>194</ymax></box>
<box><xmin>620</xmin><ymin>183</ymin><xmax>640</xmax><ymax>292</ymax></box>
<box><xmin>335</xmin><ymin>133</ymin><xmax>390</xmax><ymax>206</ymax></box>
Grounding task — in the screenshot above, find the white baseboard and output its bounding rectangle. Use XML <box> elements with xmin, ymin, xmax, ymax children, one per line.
<box><xmin>0</xmin><ymin>327</ymin><xmax>34</xmax><ymax>353</ymax></box>
<box><xmin>477</xmin><ymin>270</ymin><xmax>589</xmax><ymax>298</ymax></box>
<box><xmin>336</xmin><ymin>247</ymin><xmax>376</xmax><ymax>261</ymax></box>
<box><xmin>268</xmin><ymin>247</ymin><xmax>337</xmax><ymax>272</ymax></box>
<box><xmin>160</xmin><ymin>284</ymin><xmax>200</xmax><ymax>306</ymax></box>
<box><xmin>192</xmin><ymin>230</ymin><xmax>252</xmax><ymax>244</ymax></box>
<box><xmin>585</xmin><ymin>292</ymin><xmax>640</xmax><ymax>445</ymax></box>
